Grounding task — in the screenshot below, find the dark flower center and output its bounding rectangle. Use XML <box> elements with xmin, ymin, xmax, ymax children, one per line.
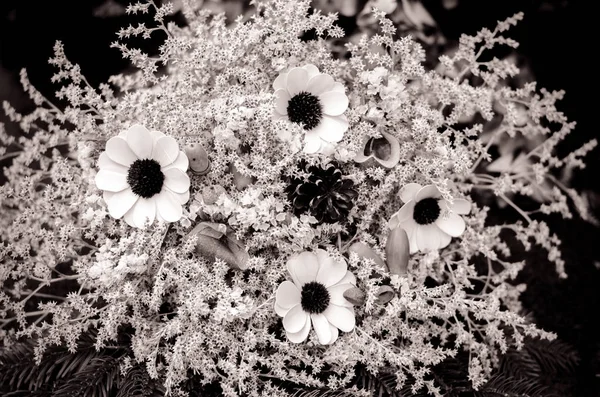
<box><xmin>127</xmin><ymin>159</ymin><xmax>165</xmax><ymax>198</ymax></box>
<box><xmin>413</xmin><ymin>197</ymin><xmax>441</xmax><ymax>225</ymax></box>
<box><xmin>300</xmin><ymin>281</ymin><xmax>330</xmax><ymax>314</ymax></box>
<box><xmin>287</xmin><ymin>91</ymin><xmax>323</xmax><ymax>130</ymax></box>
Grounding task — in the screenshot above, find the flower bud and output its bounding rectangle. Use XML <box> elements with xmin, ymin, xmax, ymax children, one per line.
<box><xmin>385</xmin><ymin>227</ymin><xmax>409</xmax><ymax>276</ymax></box>
<box><xmin>376</xmin><ymin>285</ymin><xmax>395</xmax><ymax>304</ymax></box>
<box><xmin>343</xmin><ymin>287</ymin><xmax>366</xmax><ymax>306</ymax></box>
<box><xmin>185</xmin><ymin>143</ymin><xmax>210</xmax><ymax>175</ymax></box>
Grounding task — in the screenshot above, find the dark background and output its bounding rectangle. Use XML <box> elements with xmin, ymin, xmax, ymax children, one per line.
<box><xmin>1</xmin><ymin>0</ymin><xmax>597</xmax><ymax>395</ymax></box>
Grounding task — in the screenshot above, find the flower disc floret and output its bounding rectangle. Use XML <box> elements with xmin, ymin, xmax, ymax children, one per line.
<box><xmin>127</xmin><ymin>159</ymin><xmax>165</xmax><ymax>198</ymax></box>
<box><xmin>413</xmin><ymin>197</ymin><xmax>441</xmax><ymax>225</ymax></box>
<box><xmin>287</xmin><ymin>92</ymin><xmax>323</xmax><ymax>130</ymax></box>
<box><xmin>300</xmin><ymin>281</ymin><xmax>330</xmax><ymax>314</ymax></box>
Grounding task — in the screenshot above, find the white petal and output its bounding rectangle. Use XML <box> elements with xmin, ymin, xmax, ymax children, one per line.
<box><xmin>273</xmin><ymin>71</ymin><xmax>288</xmax><ymax>91</ymax></box>
<box><xmin>327</xmin><ymin>324</ymin><xmax>339</xmax><ymax>345</ymax></box>
<box><xmin>406</xmin><ymin>222</ymin><xmax>419</xmax><ymax>254</ymax></box>
<box><xmin>313</xmin><ymin>115</ymin><xmax>348</xmax><ymax>143</ymax></box>
<box><xmin>286</xmin><ymin>315</ymin><xmax>311</xmax><ymax>343</ymax></box>
<box><xmin>303</xmin><ymin>132</ymin><xmax>322</xmax><ymax>154</ymax></box>
<box><xmin>283</xmin><ymin>304</ymin><xmax>308</xmax><ymax>333</ymax></box>
<box><xmin>162</xmin><ymin>151</ymin><xmax>189</xmax><ymax>172</ymax></box>
<box><xmin>273</xmin><ymin>111</ymin><xmax>288</xmax><ymax>121</ymax></box>
<box><xmin>311</xmin><ymin>313</ymin><xmax>332</xmax><ymax>345</ymax></box>
<box><xmin>450</xmin><ymin>198</ymin><xmax>471</xmax><ymax>215</ymax></box>
<box><xmin>97</xmin><ymin>152</ymin><xmax>128</xmax><ymax>174</ymax></box>
<box><xmin>163</xmin><ymin>168</ymin><xmax>190</xmax><ymax>194</ymax></box>
<box><xmin>155</xmin><ymin>209</ymin><xmax>164</xmax><ymax>223</ymax></box>
<box><xmin>319</xmin><ymin>91</ymin><xmax>349</xmax><ymax>116</ymax></box>
<box><xmin>123</xmin><ymin>206</ymin><xmax>136</xmax><ymax>227</ymax></box>
<box><xmin>388</xmin><ymin>201</ymin><xmax>415</xmax><ymax>229</ymax></box>
<box><xmin>275</xmin><ymin>302</ymin><xmax>292</xmax><ymax>317</ymax></box>
<box><xmin>323</xmin><ymin>305</ymin><xmax>355</xmax><ymax>332</ymax></box>
<box><xmin>103</xmin><ymin>190</ymin><xmax>115</xmax><ymax>204</ymax></box>
<box><xmin>435</xmin><ymin>212</ymin><xmax>465</xmax><ymax>237</ymax></box>
<box><xmin>126</xmin><ymin>124</ymin><xmax>153</xmax><ymax>159</ymax></box>
<box><xmin>315</xmin><ymin>250</ymin><xmax>347</xmax><ymax>287</ymax></box>
<box><xmin>131</xmin><ymin>196</ymin><xmax>156</xmax><ymax>228</ymax></box>
<box><xmin>105</xmin><ymin>188</ymin><xmax>138</xmax><ymax>219</ymax></box>
<box><xmin>287</xmin><ymin>251</ymin><xmax>319</xmax><ymax>286</ymax></box>
<box><xmin>276</xmin><ymin>281</ymin><xmax>301</xmax><ymax>309</ymax></box>
<box><xmin>152</xmin><ymin>136</ymin><xmax>180</xmax><ymax>167</ymax></box>
<box><xmin>174</xmin><ymin>190</ymin><xmax>190</xmax><ymax>205</ymax></box>
<box><xmin>274</xmin><ymin>89</ymin><xmax>291</xmax><ymax>115</ymax></box>
<box><xmin>328</xmin><ymin>283</ymin><xmax>354</xmax><ymax>307</ymax></box>
<box><xmin>302</xmin><ymin>64</ymin><xmax>320</xmax><ymax>79</ymax></box>
<box><xmin>439</xmin><ymin>230</ymin><xmax>452</xmax><ymax>249</ymax></box>
<box><xmin>150</xmin><ymin>130</ymin><xmax>166</xmax><ymax>147</ymax></box>
<box><xmin>306</xmin><ymin>74</ymin><xmax>335</xmax><ymax>96</ymax></box>
<box><xmin>106</xmin><ymin>136</ymin><xmax>138</xmax><ymax>166</ymax></box>
<box><xmin>400</xmin><ymin>219</ymin><xmax>417</xmax><ymax>242</ymax></box>
<box><xmin>331</xmin><ymin>82</ymin><xmax>345</xmax><ymax>93</ymax></box>
<box><xmin>399</xmin><ymin>183</ymin><xmax>423</xmax><ymax>203</ymax></box>
<box><xmin>155</xmin><ymin>189</ymin><xmax>183</xmax><ymax>222</ymax></box>
<box><xmin>320</xmin><ymin>142</ymin><xmax>335</xmax><ymax>156</ymax></box>
<box><xmin>95</xmin><ymin>170</ymin><xmax>129</xmax><ymax>192</ymax></box>
<box><xmin>415</xmin><ymin>224</ymin><xmax>442</xmax><ymax>252</ymax></box>
<box><xmin>285</xmin><ymin>67</ymin><xmax>309</xmax><ymax>96</ymax></box>
<box><xmin>415</xmin><ymin>184</ymin><xmax>442</xmax><ymax>202</ymax></box>
<box><xmin>336</xmin><ymin>271</ymin><xmax>356</xmax><ymax>286</ymax></box>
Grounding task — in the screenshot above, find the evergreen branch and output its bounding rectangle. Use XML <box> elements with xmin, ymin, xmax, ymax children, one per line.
<box><xmin>3</xmin><ymin>390</ymin><xmax>50</xmax><ymax>397</ymax></box>
<box><xmin>359</xmin><ymin>370</ymin><xmax>402</xmax><ymax>397</ymax></box>
<box><xmin>0</xmin><ymin>330</ymin><xmax>128</xmax><ymax>395</ymax></box>
<box><xmin>0</xmin><ymin>339</ymin><xmax>36</xmax><ymax>391</ymax></box>
<box><xmin>499</xmin><ymin>346</ymin><xmax>541</xmax><ymax>379</ymax></box>
<box><xmin>291</xmin><ymin>388</ymin><xmax>358</xmax><ymax>397</ymax></box>
<box><xmin>51</xmin><ymin>355</ymin><xmax>122</xmax><ymax>397</ymax></box>
<box><xmin>524</xmin><ymin>338</ymin><xmax>579</xmax><ymax>376</ymax></box>
<box><xmin>357</xmin><ymin>366</ymin><xmax>428</xmax><ymax>397</ymax></box>
<box><xmin>477</xmin><ymin>375</ymin><xmax>553</xmax><ymax>397</ymax></box>
<box><xmin>116</xmin><ymin>364</ymin><xmax>166</xmax><ymax>397</ymax></box>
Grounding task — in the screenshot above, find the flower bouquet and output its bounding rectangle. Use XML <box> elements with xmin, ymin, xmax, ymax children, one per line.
<box><xmin>0</xmin><ymin>0</ymin><xmax>595</xmax><ymax>396</ymax></box>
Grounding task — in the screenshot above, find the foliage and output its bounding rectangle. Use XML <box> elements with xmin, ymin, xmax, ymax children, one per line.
<box><xmin>0</xmin><ymin>331</ymin><xmax>126</xmax><ymax>396</ymax></box>
<box><xmin>280</xmin><ymin>337</ymin><xmax>579</xmax><ymax>396</ymax></box>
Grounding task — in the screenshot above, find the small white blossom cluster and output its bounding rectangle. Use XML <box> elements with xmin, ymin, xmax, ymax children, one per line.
<box><xmin>0</xmin><ymin>1</ymin><xmax>595</xmax><ymax>396</ymax></box>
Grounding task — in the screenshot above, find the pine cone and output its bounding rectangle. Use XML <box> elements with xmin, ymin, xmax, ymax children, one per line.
<box><xmin>286</xmin><ymin>162</ymin><xmax>358</xmax><ymax>223</ymax></box>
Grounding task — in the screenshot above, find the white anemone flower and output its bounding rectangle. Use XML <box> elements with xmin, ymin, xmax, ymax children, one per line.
<box><xmin>275</xmin><ymin>250</ymin><xmax>356</xmax><ymax>345</ymax></box>
<box><xmin>388</xmin><ymin>183</ymin><xmax>471</xmax><ymax>253</ymax></box>
<box><xmin>95</xmin><ymin>124</ymin><xmax>190</xmax><ymax>228</ymax></box>
<box><xmin>273</xmin><ymin>64</ymin><xmax>349</xmax><ymax>155</ymax></box>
